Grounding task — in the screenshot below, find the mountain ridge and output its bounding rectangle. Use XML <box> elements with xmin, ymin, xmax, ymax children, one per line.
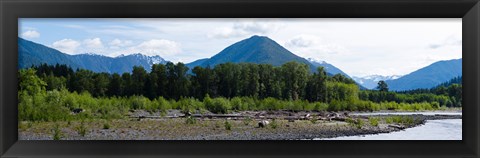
<box><xmin>386</xmin><ymin>58</ymin><xmax>462</xmax><ymax>91</ymax></box>
<box><xmin>197</xmin><ymin>35</ymin><xmax>320</xmax><ymax>73</ymax></box>
<box><xmin>352</xmin><ymin>75</ymin><xmax>402</xmax><ymax>89</ymax></box>
<box><xmin>19</xmin><ymin>36</ymin><xmax>461</xmax><ymax>91</ymax></box>
<box><xmin>18</xmin><ymin>38</ymin><xmax>167</xmax><ymax>74</ymax></box>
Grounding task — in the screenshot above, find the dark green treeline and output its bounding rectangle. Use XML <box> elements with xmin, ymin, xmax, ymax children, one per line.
<box><xmin>25</xmin><ymin>61</ymin><xmax>462</xmax><ymax>108</ymax></box>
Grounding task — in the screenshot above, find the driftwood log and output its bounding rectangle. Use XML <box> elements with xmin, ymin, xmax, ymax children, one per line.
<box><xmin>258</xmin><ymin>120</ymin><xmax>270</xmax><ymax>128</ymax></box>
<box><xmin>129</xmin><ymin>112</ymin><xmax>352</xmax><ymax>122</ymax></box>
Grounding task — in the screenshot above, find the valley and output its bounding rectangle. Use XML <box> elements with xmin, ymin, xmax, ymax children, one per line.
<box><xmin>17</xmin><ymin>35</ymin><xmax>463</xmax><ymax>140</ymax></box>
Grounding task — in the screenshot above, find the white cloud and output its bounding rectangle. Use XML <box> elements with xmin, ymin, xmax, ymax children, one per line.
<box><xmin>21</xmin><ymin>18</ymin><xmax>461</xmax><ymax>76</ymax></box>
<box><xmin>111</xmin><ymin>39</ymin><xmax>181</xmax><ymax>58</ymax></box>
<box><xmin>101</xmin><ymin>25</ymin><xmax>133</xmax><ymax>29</ymax></box>
<box><xmin>109</xmin><ymin>39</ymin><xmax>133</xmax><ymax>49</ymax></box>
<box><xmin>429</xmin><ymin>35</ymin><xmax>462</xmax><ymax>49</ymax></box>
<box><xmin>83</xmin><ymin>38</ymin><xmax>104</xmax><ymax>49</ymax></box>
<box><xmin>52</xmin><ymin>39</ymin><xmax>81</xmax><ymax>54</ymax></box>
<box><xmin>284</xmin><ymin>35</ymin><xmax>349</xmax><ymax>60</ymax></box>
<box><xmin>63</xmin><ymin>24</ymin><xmax>86</xmax><ymax>29</ymax></box>
<box><xmin>21</xmin><ymin>30</ymin><xmax>40</xmax><ymax>39</ymax></box>
<box><xmin>208</xmin><ymin>21</ymin><xmax>282</xmax><ymax>39</ymax></box>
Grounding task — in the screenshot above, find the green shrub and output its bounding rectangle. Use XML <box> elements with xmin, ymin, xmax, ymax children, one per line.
<box><xmin>346</xmin><ymin>118</ymin><xmax>363</xmax><ymax>129</ymax></box>
<box><xmin>19</xmin><ymin>121</ymin><xmax>28</xmax><ymax>131</ymax></box>
<box><xmin>224</xmin><ymin>120</ymin><xmax>232</xmax><ymax>130</ymax></box>
<box><xmin>243</xmin><ymin>117</ymin><xmax>253</xmax><ymax>125</ymax></box>
<box><xmin>369</xmin><ymin>117</ymin><xmax>379</xmax><ymax>127</ymax></box>
<box><xmin>270</xmin><ymin>119</ymin><xmax>278</xmax><ymax>129</ymax></box>
<box><xmin>205</xmin><ymin>97</ymin><xmax>231</xmax><ymax>114</ymax></box>
<box><xmin>314</xmin><ymin>102</ymin><xmax>328</xmax><ymax>111</ymax></box>
<box><xmin>346</xmin><ymin>118</ymin><xmax>355</xmax><ymax>124</ymax></box>
<box><xmin>130</xmin><ymin>95</ymin><xmax>150</xmax><ymax>110</ymax></box>
<box><xmin>328</xmin><ymin>100</ymin><xmax>348</xmax><ymax>111</ymax></box>
<box><xmin>231</xmin><ymin>97</ymin><xmax>248</xmax><ymax>111</ymax></box>
<box><xmin>103</xmin><ymin>122</ymin><xmax>110</xmax><ymax>129</ymax></box>
<box><xmin>52</xmin><ymin>123</ymin><xmax>62</xmax><ymax>140</ymax></box>
<box><xmin>385</xmin><ymin>116</ymin><xmax>416</xmax><ymax>126</ymax></box>
<box><xmin>156</xmin><ymin>96</ymin><xmax>172</xmax><ymax>112</ymax></box>
<box><xmin>356</xmin><ymin>119</ymin><xmax>364</xmax><ymax>129</ymax></box>
<box><xmin>385</xmin><ymin>117</ymin><xmax>394</xmax><ymax>124</ymax></box>
<box><xmin>185</xmin><ymin>116</ymin><xmax>196</xmax><ymax>125</ymax></box>
<box><xmin>76</xmin><ymin>121</ymin><xmax>87</xmax><ymax>137</ymax></box>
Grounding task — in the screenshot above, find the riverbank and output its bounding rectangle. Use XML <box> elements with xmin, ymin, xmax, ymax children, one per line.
<box><xmin>18</xmin><ymin>110</ymin><xmax>461</xmax><ymax>140</ymax></box>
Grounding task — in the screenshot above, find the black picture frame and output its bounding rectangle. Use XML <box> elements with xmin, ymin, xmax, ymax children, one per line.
<box><xmin>1</xmin><ymin>0</ymin><xmax>479</xmax><ymax>157</ymax></box>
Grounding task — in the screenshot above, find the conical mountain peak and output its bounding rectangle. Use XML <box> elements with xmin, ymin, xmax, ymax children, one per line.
<box><xmin>201</xmin><ymin>35</ymin><xmax>314</xmax><ymax>68</ymax></box>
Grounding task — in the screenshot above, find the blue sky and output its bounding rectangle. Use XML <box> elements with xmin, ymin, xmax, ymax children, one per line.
<box><xmin>19</xmin><ymin>18</ymin><xmax>462</xmax><ymax>77</ymax></box>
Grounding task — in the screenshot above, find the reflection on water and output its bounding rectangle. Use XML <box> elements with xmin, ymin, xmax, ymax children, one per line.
<box><xmin>319</xmin><ymin>119</ymin><xmax>462</xmax><ymax>140</ymax></box>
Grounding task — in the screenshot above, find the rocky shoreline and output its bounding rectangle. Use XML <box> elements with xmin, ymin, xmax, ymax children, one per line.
<box><xmin>18</xmin><ymin>110</ymin><xmax>461</xmax><ymax>140</ymax></box>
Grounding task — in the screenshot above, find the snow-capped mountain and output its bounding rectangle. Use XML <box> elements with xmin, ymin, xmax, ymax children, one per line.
<box><xmin>19</xmin><ymin>37</ymin><xmax>168</xmax><ymax>74</ymax></box>
<box><xmin>352</xmin><ymin>75</ymin><xmax>402</xmax><ymax>89</ymax></box>
<box><xmin>307</xmin><ymin>58</ymin><xmax>327</xmax><ymax>64</ymax></box>
<box><xmin>306</xmin><ymin>58</ymin><xmax>351</xmax><ymax>78</ymax></box>
<box><xmin>128</xmin><ymin>53</ymin><xmax>166</xmax><ymax>65</ymax></box>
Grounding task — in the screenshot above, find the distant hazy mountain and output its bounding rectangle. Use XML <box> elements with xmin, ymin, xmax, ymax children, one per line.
<box><xmin>307</xmin><ymin>58</ymin><xmax>351</xmax><ymax>78</ymax></box>
<box><xmin>198</xmin><ymin>35</ymin><xmax>320</xmax><ymax>73</ymax></box>
<box><xmin>19</xmin><ymin>37</ymin><xmax>167</xmax><ymax>74</ymax></box>
<box><xmin>386</xmin><ymin>59</ymin><xmax>462</xmax><ymax>91</ymax></box>
<box><xmin>352</xmin><ymin>75</ymin><xmax>402</xmax><ymax>89</ymax></box>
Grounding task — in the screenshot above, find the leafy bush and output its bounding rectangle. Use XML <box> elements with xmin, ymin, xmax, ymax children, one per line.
<box><xmin>224</xmin><ymin>120</ymin><xmax>232</xmax><ymax>130</ymax></box>
<box><xmin>369</xmin><ymin>117</ymin><xmax>379</xmax><ymax>126</ymax></box>
<box><xmin>185</xmin><ymin>116</ymin><xmax>196</xmax><ymax>125</ymax></box>
<box><xmin>52</xmin><ymin>123</ymin><xmax>63</xmax><ymax>140</ymax></box>
<box><xmin>346</xmin><ymin>118</ymin><xmax>363</xmax><ymax>129</ymax></box>
<box><xmin>231</xmin><ymin>97</ymin><xmax>248</xmax><ymax>111</ymax></box>
<box><xmin>205</xmin><ymin>97</ymin><xmax>231</xmax><ymax>114</ymax></box>
<box><xmin>270</xmin><ymin>119</ymin><xmax>278</xmax><ymax>129</ymax></box>
<box><xmin>243</xmin><ymin>117</ymin><xmax>253</xmax><ymax>125</ymax></box>
<box><xmin>130</xmin><ymin>95</ymin><xmax>151</xmax><ymax>110</ymax></box>
<box><xmin>103</xmin><ymin>122</ymin><xmax>111</xmax><ymax>129</ymax></box>
<box><xmin>76</xmin><ymin>121</ymin><xmax>88</xmax><ymax>137</ymax></box>
<box><xmin>313</xmin><ymin>102</ymin><xmax>329</xmax><ymax>111</ymax></box>
<box><xmin>384</xmin><ymin>116</ymin><xmax>417</xmax><ymax>126</ymax></box>
<box><xmin>385</xmin><ymin>117</ymin><xmax>393</xmax><ymax>124</ymax></box>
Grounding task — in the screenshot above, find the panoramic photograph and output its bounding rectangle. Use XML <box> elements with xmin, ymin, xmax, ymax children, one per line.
<box><xmin>17</xmin><ymin>18</ymin><xmax>462</xmax><ymax>140</ymax></box>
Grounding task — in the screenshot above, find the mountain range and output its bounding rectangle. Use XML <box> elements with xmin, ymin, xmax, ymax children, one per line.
<box><xmin>190</xmin><ymin>35</ymin><xmax>322</xmax><ymax>73</ymax></box>
<box><xmin>185</xmin><ymin>35</ymin><xmax>349</xmax><ymax>77</ymax></box>
<box><xmin>385</xmin><ymin>59</ymin><xmax>462</xmax><ymax>91</ymax></box>
<box><xmin>352</xmin><ymin>75</ymin><xmax>402</xmax><ymax>89</ymax></box>
<box><xmin>18</xmin><ymin>36</ymin><xmax>462</xmax><ymax>91</ymax></box>
<box><xmin>19</xmin><ymin>38</ymin><xmax>167</xmax><ymax>74</ymax></box>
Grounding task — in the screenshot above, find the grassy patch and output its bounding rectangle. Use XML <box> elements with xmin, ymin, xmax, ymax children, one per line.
<box><xmin>384</xmin><ymin>116</ymin><xmax>417</xmax><ymax>126</ymax></box>
<box><xmin>243</xmin><ymin>117</ymin><xmax>253</xmax><ymax>126</ymax></box>
<box><xmin>346</xmin><ymin>118</ymin><xmax>364</xmax><ymax>129</ymax></box>
<box><xmin>368</xmin><ymin>117</ymin><xmax>379</xmax><ymax>127</ymax></box>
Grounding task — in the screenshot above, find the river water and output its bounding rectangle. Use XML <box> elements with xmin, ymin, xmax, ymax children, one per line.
<box><xmin>319</xmin><ymin>112</ymin><xmax>462</xmax><ymax>140</ymax></box>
